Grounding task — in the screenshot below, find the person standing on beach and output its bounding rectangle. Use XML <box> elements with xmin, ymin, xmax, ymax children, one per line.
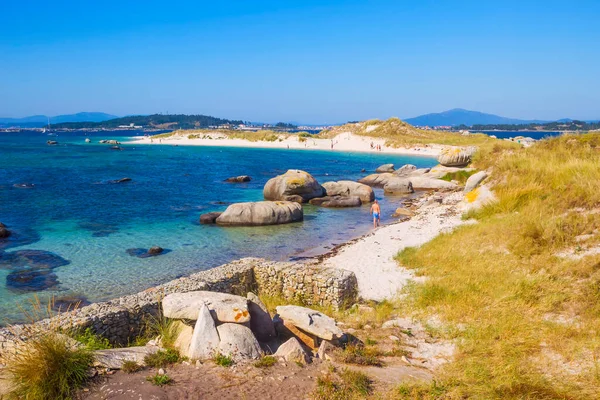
<box><xmin>370</xmin><ymin>200</ymin><xmax>381</xmax><ymax>228</ymax></box>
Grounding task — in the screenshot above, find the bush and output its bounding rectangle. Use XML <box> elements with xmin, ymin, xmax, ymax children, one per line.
<box><xmin>335</xmin><ymin>344</ymin><xmax>383</xmax><ymax>367</ymax></box>
<box><xmin>4</xmin><ymin>332</ymin><xmax>94</xmax><ymax>400</ymax></box>
<box><xmin>70</xmin><ymin>327</ymin><xmax>111</xmax><ymax>350</ymax></box>
<box><xmin>121</xmin><ymin>360</ymin><xmax>143</xmax><ymax>374</ymax></box>
<box><xmin>147</xmin><ymin>373</ymin><xmax>173</xmax><ymax>386</ymax></box>
<box><xmin>143</xmin><ymin>349</ymin><xmax>182</xmax><ymax>368</ymax></box>
<box><xmin>213</xmin><ymin>353</ymin><xmax>234</xmax><ymax>367</ymax></box>
<box><xmin>313</xmin><ymin>369</ymin><xmax>373</xmax><ymax>400</ymax></box>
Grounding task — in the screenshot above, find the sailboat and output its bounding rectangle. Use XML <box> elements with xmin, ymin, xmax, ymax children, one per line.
<box><xmin>46</xmin><ymin>117</ymin><xmax>58</xmax><ymax>136</ymax></box>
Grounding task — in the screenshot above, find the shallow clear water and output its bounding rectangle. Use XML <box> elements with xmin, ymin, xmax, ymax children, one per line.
<box><xmin>0</xmin><ymin>130</ymin><xmax>436</xmax><ymax>323</ymax></box>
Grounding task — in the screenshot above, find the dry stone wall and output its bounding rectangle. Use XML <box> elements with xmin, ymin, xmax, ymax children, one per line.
<box><xmin>0</xmin><ymin>258</ymin><xmax>357</xmax><ymax>351</ymax></box>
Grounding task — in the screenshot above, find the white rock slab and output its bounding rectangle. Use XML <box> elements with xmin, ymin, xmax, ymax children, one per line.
<box><xmin>162</xmin><ymin>291</ymin><xmax>250</xmax><ymax>323</ymax></box>
<box><xmin>276</xmin><ymin>305</ymin><xmax>344</xmax><ymax>341</ymax></box>
<box><xmin>188</xmin><ymin>303</ymin><xmax>221</xmax><ymax>360</ymax></box>
<box><xmin>216</xmin><ymin>323</ymin><xmax>262</xmax><ymax>361</ymax></box>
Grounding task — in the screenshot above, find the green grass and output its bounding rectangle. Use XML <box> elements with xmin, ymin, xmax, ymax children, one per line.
<box><xmin>70</xmin><ymin>327</ymin><xmax>112</xmax><ymax>350</ymax></box>
<box><xmin>135</xmin><ymin>308</ymin><xmax>181</xmax><ymax>349</ymax></box>
<box><xmin>147</xmin><ymin>373</ymin><xmax>173</xmax><ymax>386</ymax></box>
<box><xmin>143</xmin><ymin>349</ymin><xmax>182</xmax><ymax>368</ymax></box>
<box><xmin>254</xmin><ymin>355</ymin><xmax>277</xmax><ymax>368</ymax></box>
<box><xmin>3</xmin><ymin>332</ymin><xmax>94</xmax><ymax>400</ymax></box>
<box><xmin>439</xmin><ymin>169</ymin><xmax>476</xmax><ymax>184</ymax></box>
<box><xmin>335</xmin><ymin>344</ymin><xmax>383</xmax><ymax>367</ymax></box>
<box><xmin>121</xmin><ymin>360</ymin><xmax>143</xmax><ymax>374</ymax></box>
<box><xmin>213</xmin><ymin>353</ymin><xmax>235</xmax><ymax>367</ymax></box>
<box><xmin>313</xmin><ymin>368</ymin><xmax>373</xmax><ymax>400</ymax></box>
<box><xmin>393</xmin><ymin>133</ymin><xmax>600</xmax><ymax>399</ymax></box>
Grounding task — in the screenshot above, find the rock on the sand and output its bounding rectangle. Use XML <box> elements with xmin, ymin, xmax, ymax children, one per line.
<box><xmin>216</xmin><ymin>201</ymin><xmax>303</xmax><ymax>226</ymax></box>
<box><xmin>464</xmin><ymin>171</ymin><xmax>488</xmax><ymax>193</ymax></box>
<box><xmin>225</xmin><ymin>175</ymin><xmax>251</xmax><ymax>183</ymax></box>
<box><xmin>162</xmin><ymin>291</ymin><xmax>250</xmax><ymax>323</ymax></box>
<box><xmin>308</xmin><ymin>196</ymin><xmax>362</xmax><ymax>208</ymax></box>
<box><xmin>199</xmin><ymin>212</ymin><xmax>222</xmax><ymax>224</ymax></box>
<box><xmin>217</xmin><ymin>323</ymin><xmax>262</xmax><ymax>361</ymax></box>
<box><xmin>263</xmin><ymin>169</ymin><xmax>324</xmax><ymax>203</ymax></box>
<box><xmin>93</xmin><ymin>346</ymin><xmax>159</xmax><ymax>369</ymax></box>
<box><xmin>437</xmin><ymin>146</ymin><xmax>476</xmax><ymax>167</ymax></box>
<box><xmin>274</xmin><ymin>337</ymin><xmax>310</xmax><ymax>364</ymax></box>
<box><xmin>409</xmin><ymin>177</ymin><xmax>458</xmax><ymax>190</ymax></box>
<box><xmin>321</xmin><ymin>181</ymin><xmax>374</xmax><ymax>203</ymax></box>
<box><xmin>188</xmin><ymin>303</ymin><xmax>220</xmax><ymax>360</ymax></box>
<box><xmin>383</xmin><ymin>178</ymin><xmax>414</xmax><ymax>194</ymax></box>
<box><xmin>276</xmin><ymin>305</ymin><xmax>344</xmax><ymax>341</ymax></box>
<box><xmin>375</xmin><ymin>164</ymin><xmax>395</xmax><ymax>173</ymax></box>
<box><xmin>247</xmin><ymin>292</ymin><xmax>276</xmax><ymax>341</ymax></box>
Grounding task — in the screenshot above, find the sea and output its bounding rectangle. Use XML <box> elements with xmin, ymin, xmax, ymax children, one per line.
<box><xmin>0</xmin><ymin>130</ymin><xmax>437</xmax><ymax>324</ymax></box>
<box><xmin>475</xmin><ymin>130</ymin><xmax>562</xmax><ymax>140</ymax></box>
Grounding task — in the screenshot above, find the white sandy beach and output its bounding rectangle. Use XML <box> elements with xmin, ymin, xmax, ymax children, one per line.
<box><xmin>130</xmin><ymin>131</ymin><xmax>443</xmax><ymax>157</ymax></box>
<box><xmin>321</xmin><ymin>192</ymin><xmax>465</xmax><ymax>302</ymax></box>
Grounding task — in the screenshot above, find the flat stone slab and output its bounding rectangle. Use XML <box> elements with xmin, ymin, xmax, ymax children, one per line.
<box><xmin>93</xmin><ymin>345</ymin><xmax>159</xmax><ymax>369</ymax></box>
<box><xmin>163</xmin><ymin>291</ymin><xmax>250</xmax><ymax>323</ymax></box>
<box><xmin>276</xmin><ymin>305</ymin><xmax>344</xmax><ymax>341</ymax></box>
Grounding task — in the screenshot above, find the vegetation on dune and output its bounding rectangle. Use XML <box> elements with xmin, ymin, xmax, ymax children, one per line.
<box><xmin>395</xmin><ymin>133</ymin><xmax>600</xmax><ymax>399</ymax></box>
<box><xmin>152</xmin><ymin>129</ymin><xmax>301</xmax><ymax>142</ymax></box>
<box><xmin>317</xmin><ymin>117</ymin><xmax>519</xmax><ymax>152</ymax></box>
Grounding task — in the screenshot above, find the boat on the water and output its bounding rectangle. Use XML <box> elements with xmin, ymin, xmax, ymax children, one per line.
<box><xmin>85</xmin><ymin>138</ymin><xmax>91</xmax><ymax>143</ymax></box>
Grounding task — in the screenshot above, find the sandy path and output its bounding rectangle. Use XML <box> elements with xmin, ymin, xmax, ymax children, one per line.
<box><xmin>322</xmin><ymin>194</ymin><xmax>464</xmax><ymax>301</ymax></box>
<box><xmin>130</xmin><ymin>132</ymin><xmax>442</xmax><ymax>157</ymax></box>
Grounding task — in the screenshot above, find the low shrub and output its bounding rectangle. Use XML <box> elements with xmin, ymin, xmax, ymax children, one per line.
<box><xmin>335</xmin><ymin>344</ymin><xmax>383</xmax><ymax>367</ymax></box>
<box><xmin>143</xmin><ymin>349</ymin><xmax>182</xmax><ymax>368</ymax></box>
<box><xmin>121</xmin><ymin>360</ymin><xmax>143</xmax><ymax>374</ymax></box>
<box><xmin>213</xmin><ymin>352</ymin><xmax>234</xmax><ymax>367</ymax></box>
<box><xmin>147</xmin><ymin>373</ymin><xmax>173</xmax><ymax>386</ymax></box>
<box><xmin>254</xmin><ymin>355</ymin><xmax>277</xmax><ymax>368</ymax></box>
<box><xmin>3</xmin><ymin>332</ymin><xmax>94</xmax><ymax>400</ymax></box>
<box><xmin>313</xmin><ymin>369</ymin><xmax>373</xmax><ymax>400</ymax></box>
<box><xmin>70</xmin><ymin>327</ymin><xmax>112</xmax><ymax>350</ymax></box>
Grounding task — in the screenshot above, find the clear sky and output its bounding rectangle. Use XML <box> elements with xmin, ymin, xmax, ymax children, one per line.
<box><xmin>1</xmin><ymin>0</ymin><xmax>599</xmax><ymax>123</ymax></box>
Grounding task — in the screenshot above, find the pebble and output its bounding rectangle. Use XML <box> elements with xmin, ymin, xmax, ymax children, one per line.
<box><xmin>158</xmin><ymin>368</ymin><xmax>166</xmax><ymax>375</ymax></box>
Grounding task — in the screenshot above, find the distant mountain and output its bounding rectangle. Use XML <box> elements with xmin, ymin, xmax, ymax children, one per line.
<box><xmin>0</xmin><ymin>112</ymin><xmax>118</xmax><ymax>128</ymax></box>
<box><xmin>405</xmin><ymin>108</ymin><xmax>548</xmax><ymax>127</ymax></box>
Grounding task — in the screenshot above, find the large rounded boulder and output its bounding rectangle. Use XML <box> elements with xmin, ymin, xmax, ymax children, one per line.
<box><xmin>437</xmin><ymin>147</ymin><xmax>476</xmax><ymax>167</ymax></box>
<box><xmin>383</xmin><ymin>178</ymin><xmax>414</xmax><ymax>194</ymax></box>
<box><xmin>375</xmin><ymin>164</ymin><xmax>395</xmax><ymax>173</ymax></box>
<box><xmin>358</xmin><ymin>173</ymin><xmax>396</xmax><ymax>188</ymax></box>
<box><xmin>263</xmin><ymin>170</ymin><xmax>324</xmax><ymax>203</ymax></box>
<box><xmin>321</xmin><ymin>181</ymin><xmax>374</xmax><ymax>203</ymax></box>
<box><xmin>216</xmin><ymin>201</ymin><xmax>303</xmax><ymax>226</ymax></box>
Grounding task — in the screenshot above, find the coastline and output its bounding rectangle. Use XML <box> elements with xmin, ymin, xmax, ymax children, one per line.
<box><xmin>128</xmin><ymin>131</ymin><xmax>443</xmax><ymax>157</ymax></box>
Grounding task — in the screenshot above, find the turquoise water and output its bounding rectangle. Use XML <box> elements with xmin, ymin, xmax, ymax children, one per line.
<box><xmin>0</xmin><ymin>131</ymin><xmax>436</xmax><ymax>323</ymax></box>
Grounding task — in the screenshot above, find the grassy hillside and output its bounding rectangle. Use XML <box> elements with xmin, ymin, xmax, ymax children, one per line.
<box><xmin>396</xmin><ymin>133</ymin><xmax>600</xmax><ymax>399</ymax></box>
<box><xmin>152</xmin><ymin>129</ymin><xmax>296</xmax><ymax>142</ymax></box>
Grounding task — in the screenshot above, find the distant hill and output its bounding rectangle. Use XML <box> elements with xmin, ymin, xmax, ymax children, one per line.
<box><xmin>405</xmin><ymin>108</ymin><xmax>547</xmax><ymax>127</ymax></box>
<box><xmin>0</xmin><ymin>112</ymin><xmax>117</xmax><ymax>128</ymax></box>
<box><xmin>50</xmin><ymin>114</ymin><xmax>244</xmax><ymax>130</ymax></box>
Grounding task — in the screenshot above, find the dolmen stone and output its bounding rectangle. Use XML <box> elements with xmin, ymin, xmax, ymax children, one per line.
<box><xmin>225</xmin><ymin>175</ymin><xmax>251</xmax><ymax>183</ymax></box>
<box><xmin>321</xmin><ymin>181</ymin><xmax>374</xmax><ymax>203</ymax></box>
<box><xmin>247</xmin><ymin>292</ymin><xmax>276</xmax><ymax>341</ymax></box>
<box><xmin>216</xmin><ymin>201</ymin><xmax>303</xmax><ymax>226</ymax></box>
<box><xmin>308</xmin><ymin>196</ymin><xmax>362</xmax><ymax>208</ymax></box>
<box><xmin>375</xmin><ymin>163</ymin><xmax>395</xmax><ymax>173</ymax></box>
<box><xmin>276</xmin><ymin>305</ymin><xmax>344</xmax><ymax>341</ymax></box>
<box><xmin>162</xmin><ymin>291</ymin><xmax>250</xmax><ymax>323</ymax></box>
<box><xmin>93</xmin><ymin>345</ymin><xmax>160</xmax><ymax>369</ymax></box>
<box><xmin>437</xmin><ymin>146</ymin><xmax>476</xmax><ymax>167</ymax></box>
<box><xmin>199</xmin><ymin>212</ymin><xmax>222</xmax><ymax>224</ymax></box>
<box><xmin>217</xmin><ymin>323</ymin><xmax>262</xmax><ymax>361</ymax></box>
<box><xmin>274</xmin><ymin>337</ymin><xmax>310</xmax><ymax>364</ymax></box>
<box><xmin>464</xmin><ymin>171</ymin><xmax>488</xmax><ymax>193</ymax></box>
<box><xmin>188</xmin><ymin>303</ymin><xmax>220</xmax><ymax>360</ymax></box>
<box><xmin>263</xmin><ymin>169</ymin><xmax>324</xmax><ymax>203</ymax></box>
<box><xmin>383</xmin><ymin>178</ymin><xmax>414</xmax><ymax>194</ymax></box>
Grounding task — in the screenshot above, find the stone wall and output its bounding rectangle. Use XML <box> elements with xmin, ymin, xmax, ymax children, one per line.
<box><xmin>0</xmin><ymin>258</ymin><xmax>357</xmax><ymax>351</ymax></box>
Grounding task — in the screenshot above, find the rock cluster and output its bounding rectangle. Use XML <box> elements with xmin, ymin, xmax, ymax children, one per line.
<box><xmin>0</xmin><ymin>223</ymin><xmax>10</xmax><ymax>239</ymax></box>
<box><xmin>359</xmin><ymin>163</ymin><xmax>466</xmax><ymax>193</ymax></box>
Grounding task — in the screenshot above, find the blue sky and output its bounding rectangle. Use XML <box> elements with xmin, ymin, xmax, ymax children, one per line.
<box><xmin>1</xmin><ymin>0</ymin><xmax>599</xmax><ymax>123</ymax></box>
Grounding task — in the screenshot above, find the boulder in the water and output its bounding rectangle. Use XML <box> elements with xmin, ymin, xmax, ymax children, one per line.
<box><xmin>225</xmin><ymin>175</ymin><xmax>251</xmax><ymax>183</ymax></box>
<box><xmin>0</xmin><ymin>249</ymin><xmax>70</xmax><ymax>270</ymax></box>
<box><xmin>375</xmin><ymin>164</ymin><xmax>395</xmax><ymax>173</ymax></box>
<box><xmin>321</xmin><ymin>181</ymin><xmax>374</xmax><ymax>203</ymax></box>
<box><xmin>148</xmin><ymin>246</ymin><xmax>164</xmax><ymax>255</ymax></box>
<box><xmin>109</xmin><ymin>177</ymin><xmax>132</xmax><ymax>184</ymax></box>
<box><xmin>216</xmin><ymin>201</ymin><xmax>303</xmax><ymax>226</ymax></box>
<box><xmin>13</xmin><ymin>183</ymin><xmax>35</xmax><ymax>189</ymax></box>
<box><xmin>126</xmin><ymin>247</ymin><xmax>170</xmax><ymax>258</ymax></box>
<box><xmin>47</xmin><ymin>140</ymin><xmax>58</xmax><ymax>145</ymax></box>
<box><xmin>309</xmin><ymin>196</ymin><xmax>362</xmax><ymax>208</ymax></box>
<box><xmin>263</xmin><ymin>170</ymin><xmax>324</xmax><ymax>203</ymax></box>
<box><xmin>383</xmin><ymin>178</ymin><xmax>414</xmax><ymax>194</ymax></box>
<box><xmin>394</xmin><ymin>164</ymin><xmax>417</xmax><ymax>176</ymax></box>
<box><xmin>0</xmin><ymin>223</ymin><xmax>11</xmax><ymax>239</ymax></box>
<box><xmin>199</xmin><ymin>212</ymin><xmax>222</xmax><ymax>224</ymax></box>
<box><xmin>6</xmin><ymin>269</ymin><xmax>60</xmax><ymax>292</ymax></box>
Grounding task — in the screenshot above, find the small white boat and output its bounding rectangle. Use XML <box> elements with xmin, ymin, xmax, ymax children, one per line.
<box><xmin>85</xmin><ymin>138</ymin><xmax>91</xmax><ymax>143</ymax></box>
